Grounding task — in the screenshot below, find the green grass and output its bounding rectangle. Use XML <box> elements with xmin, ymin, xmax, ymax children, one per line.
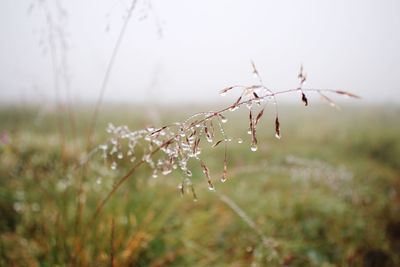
<box><xmin>0</xmin><ymin>104</ymin><xmax>399</xmax><ymax>266</ymax></box>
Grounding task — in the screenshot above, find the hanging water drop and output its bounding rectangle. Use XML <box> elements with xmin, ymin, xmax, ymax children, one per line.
<box><xmin>237</xmin><ymin>138</ymin><xmax>243</xmax><ymax>144</ymax></box>
<box><xmin>229</xmin><ymin>106</ymin><xmax>239</xmax><ymax>112</ymax></box>
<box><xmin>117</xmin><ymin>152</ymin><xmax>123</xmax><ymax>159</ymax></box>
<box><xmin>111</xmin><ymin>161</ymin><xmax>117</xmax><ymax>170</ymax></box>
<box><xmin>250</xmin><ymin>144</ymin><xmax>258</xmax><ymax>152</ymax></box>
<box><xmin>162</xmin><ymin>168</ymin><xmax>172</xmax><ymax>175</ymax></box>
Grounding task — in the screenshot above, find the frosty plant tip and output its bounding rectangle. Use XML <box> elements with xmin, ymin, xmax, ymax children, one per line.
<box><xmin>98</xmin><ymin>62</ymin><xmax>360</xmax><ymax>202</ymax></box>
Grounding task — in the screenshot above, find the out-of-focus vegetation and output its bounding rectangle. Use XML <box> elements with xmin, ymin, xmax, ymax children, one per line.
<box><xmin>0</xmin><ymin>104</ymin><xmax>399</xmax><ymax>266</ymax></box>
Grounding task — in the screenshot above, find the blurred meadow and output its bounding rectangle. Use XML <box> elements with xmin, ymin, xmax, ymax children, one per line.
<box><xmin>1</xmin><ymin>103</ymin><xmax>399</xmax><ymax>266</ymax></box>
<box><xmin>1</xmin><ymin>0</ymin><xmax>400</xmax><ymax>266</ymax></box>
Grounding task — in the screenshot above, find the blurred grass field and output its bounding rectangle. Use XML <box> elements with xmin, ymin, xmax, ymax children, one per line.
<box><xmin>0</xmin><ymin>103</ymin><xmax>399</xmax><ymax>266</ymax></box>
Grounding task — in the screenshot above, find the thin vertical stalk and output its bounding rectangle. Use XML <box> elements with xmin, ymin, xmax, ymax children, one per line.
<box><xmin>86</xmin><ymin>0</ymin><xmax>138</xmax><ymax>150</ymax></box>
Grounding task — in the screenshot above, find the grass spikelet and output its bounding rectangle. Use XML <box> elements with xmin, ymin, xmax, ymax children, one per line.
<box><xmin>200</xmin><ymin>160</ymin><xmax>214</xmax><ymax>191</ymax></box>
<box><xmin>275</xmin><ymin>116</ymin><xmax>281</xmax><ymax>139</ymax></box>
<box><xmin>301</xmin><ymin>92</ymin><xmax>308</xmax><ymax>106</ymax></box>
<box><xmin>335</xmin><ymin>90</ymin><xmax>361</xmax><ymax>99</ymax></box>
<box><xmin>255</xmin><ymin>108</ymin><xmax>265</xmax><ymax>126</ymax></box>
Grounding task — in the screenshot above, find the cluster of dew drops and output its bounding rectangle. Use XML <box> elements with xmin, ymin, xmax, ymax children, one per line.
<box><xmin>97</xmin><ymin>63</ymin><xmax>358</xmax><ymax>199</ymax></box>
<box><xmin>98</xmin><ymin>64</ymin><xmax>285</xmax><ymax>198</ymax></box>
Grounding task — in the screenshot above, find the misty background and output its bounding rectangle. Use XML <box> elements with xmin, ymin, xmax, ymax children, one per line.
<box><xmin>0</xmin><ymin>0</ymin><xmax>399</xmax><ymax>104</ymax></box>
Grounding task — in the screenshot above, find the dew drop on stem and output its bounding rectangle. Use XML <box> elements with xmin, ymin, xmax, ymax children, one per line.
<box><xmin>250</xmin><ymin>144</ymin><xmax>258</xmax><ymax>152</ymax></box>
<box><xmin>111</xmin><ymin>161</ymin><xmax>117</xmax><ymax>170</ymax></box>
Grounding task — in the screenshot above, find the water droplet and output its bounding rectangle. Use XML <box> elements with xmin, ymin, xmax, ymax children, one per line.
<box><xmin>162</xmin><ymin>169</ymin><xmax>172</xmax><ymax>175</ymax></box>
<box><xmin>96</xmin><ymin>177</ymin><xmax>102</xmax><ymax>185</ymax></box>
<box><xmin>221</xmin><ymin>176</ymin><xmax>227</xmax><ymax>183</ymax></box>
<box><xmin>275</xmin><ymin>133</ymin><xmax>281</xmax><ymax>139</ymax></box>
<box><xmin>237</xmin><ymin>138</ymin><xmax>243</xmax><ymax>144</ymax></box>
<box><xmin>247</xmin><ymin>130</ymin><xmax>252</xmax><ymax>135</ymax></box>
<box><xmin>152</xmin><ymin>171</ymin><xmax>158</xmax><ymax>178</ymax></box>
<box><xmin>208</xmin><ymin>184</ymin><xmax>215</xmax><ymax>191</ymax></box>
<box><xmin>117</xmin><ymin>152</ymin><xmax>123</xmax><ymax>159</ymax></box>
<box><xmin>99</xmin><ymin>144</ymin><xmax>108</xmax><ymax>151</ymax></box>
<box><xmin>186</xmin><ymin>170</ymin><xmax>192</xmax><ymax>177</ymax></box>
<box><xmin>229</xmin><ymin>106</ymin><xmax>239</xmax><ymax>112</ymax></box>
<box><xmin>130</xmin><ymin>156</ymin><xmax>136</xmax><ymax>162</ymax></box>
<box><xmin>250</xmin><ymin>144</ymin><xmax>258</xmax><ymax>152</ymax></box>
<box><xmin>111</xmin><ymin>161</ymin><xmax>117</xmax><ymax>170</ymax></box>
<box><xmin>221</xmin><ymin>117</ymin><xmax>228</xmax><ymax>123</ymax></box>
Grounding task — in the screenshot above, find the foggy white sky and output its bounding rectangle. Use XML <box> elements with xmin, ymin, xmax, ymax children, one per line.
<box><xmin>0</xmin><ymin>0</ymin><xmax>399</xmax><ymax>104</ymax></box>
